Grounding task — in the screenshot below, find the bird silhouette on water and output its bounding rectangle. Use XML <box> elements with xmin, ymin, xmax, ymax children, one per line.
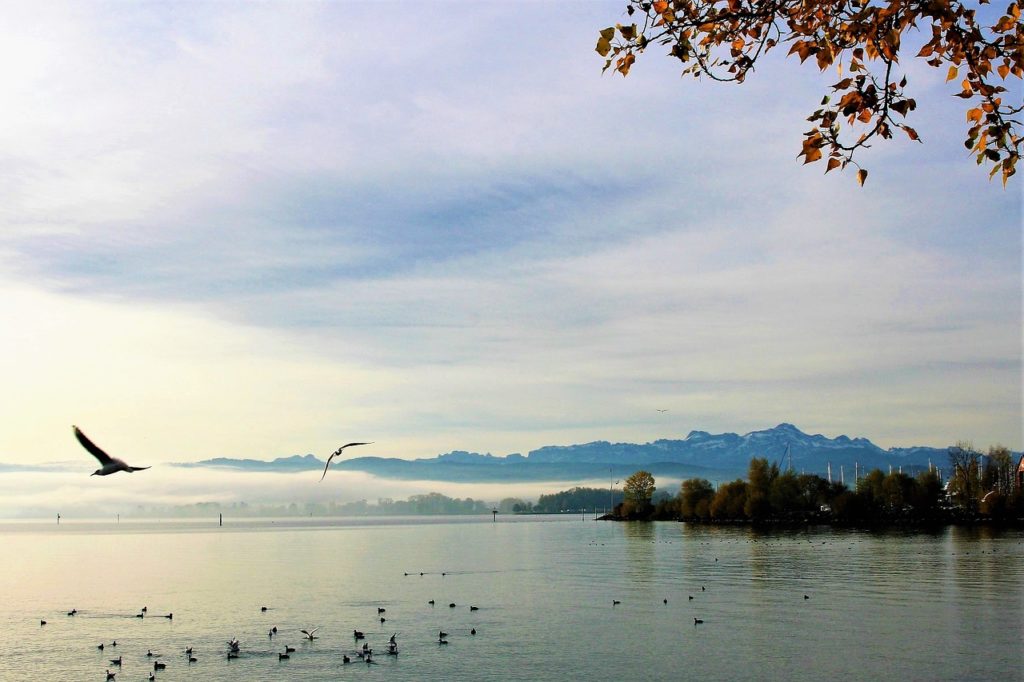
<box><xmin>73</xmin><ymin>426</ymin><xmax>150</xmax><ymax>476</ymax></box>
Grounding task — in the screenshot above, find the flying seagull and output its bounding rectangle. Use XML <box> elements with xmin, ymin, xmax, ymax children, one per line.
<box><xmin>300</xmin><ymin>627</ymin><xmax>319</xmax><ymax>640</ymax></box>
<box><xmin>319</xmin><ymin>442</ymin><xmax>372</xmax><ymax>481</ymax></box>
<box><xmin>73</xmin><ymin>426</ymin><xmax>151</xmax><ymax>476</ymax></box>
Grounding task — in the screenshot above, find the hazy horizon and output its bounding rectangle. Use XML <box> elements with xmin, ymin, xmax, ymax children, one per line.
<box><xmin>0</xmin><ymin>465</ymin><xmax>637</xmax><ymax>520</ymax></box>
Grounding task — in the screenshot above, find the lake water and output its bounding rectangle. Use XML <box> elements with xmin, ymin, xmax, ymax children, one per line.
<box><xmin>2</xmin><ymin>516</ymin><xmax>1022</xmax><ymax>681</ymax></box>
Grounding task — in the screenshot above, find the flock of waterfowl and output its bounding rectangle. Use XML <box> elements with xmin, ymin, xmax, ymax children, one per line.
<box><xmin>44</xmin><ymin>599</ymin><xmax>484</xmax><ymax>679</ymax></box>
<box><xmin>44</xmin><ymin>577</ymin><xmax>752</xmax><ymax>680</ymax></box>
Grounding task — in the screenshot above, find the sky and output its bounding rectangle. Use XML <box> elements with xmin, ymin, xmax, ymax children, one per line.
<box><xmin>1</xmin><ymin>0</ymin><xmax>1021</xmax><ymax>496</ymax></box>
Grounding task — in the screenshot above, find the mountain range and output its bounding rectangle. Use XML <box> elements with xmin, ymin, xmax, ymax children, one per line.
<box><xmin>172</xmin><ymin>423</ymin><xmax>956</xmax><ymax>483</ymax></box>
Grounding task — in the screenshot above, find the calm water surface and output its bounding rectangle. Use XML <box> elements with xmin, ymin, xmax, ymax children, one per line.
<box><xmin>2</xmin><ymin>516</ymin><xmax>1022</xmax><ymax>681</ymax></box>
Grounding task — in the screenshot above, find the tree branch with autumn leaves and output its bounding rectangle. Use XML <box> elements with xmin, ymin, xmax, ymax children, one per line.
<box><xmin>598</xmin><ymin>0</ymin><xmax>1022</xmax><ymax>185</ymax></box>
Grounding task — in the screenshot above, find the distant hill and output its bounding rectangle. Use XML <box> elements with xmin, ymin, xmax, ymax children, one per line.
<box><xmin>169</xmin><ymin>424</ymin><xmax>955</xmax><ymax>483</ymax></box>
<box><xmin>174</xmin><ymin>454</ymin><xmax>324</xmax><ymax>472</ymax></box>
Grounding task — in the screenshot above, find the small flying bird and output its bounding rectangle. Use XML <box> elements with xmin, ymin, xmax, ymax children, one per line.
<box><xmin>300</xmin><ymin>628</ymin><xmax>319</xmax><ymax>641</ymax></box>
<box><xmin>73</xmin><ymin>426</ymin><xmax>150</xmax><ymax>476</ymax></box>
<box><xmin>656</xmin><ymin>409</ymin><xmax>668</xmax><ymax>413</ymax></box>
<box><xmin>319</xmin><ymin>442</ymin><xmax>373</xmax><ymax>481</ymax></box>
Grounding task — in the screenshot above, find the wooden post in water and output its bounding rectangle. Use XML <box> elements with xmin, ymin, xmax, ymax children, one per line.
<box><xmin>492</xmin><ymin>509</ymin><xmax>497</xmax><ymax>522</ymax></box>
<box><xmin>56</xmin><ymin>513</ymin><xmax>60</xmax><ymax>525</ymax></box>
<box><xmin>219</xmin><ymin>513</ymin><xmax>222</xmax><ymax>527</ymax></box>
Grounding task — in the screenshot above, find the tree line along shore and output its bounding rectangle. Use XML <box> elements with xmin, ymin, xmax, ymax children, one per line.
<box><xmin>603</xmin><ymin>443</ymin><xmax>1023</xmax><ymax>525</ymax></box>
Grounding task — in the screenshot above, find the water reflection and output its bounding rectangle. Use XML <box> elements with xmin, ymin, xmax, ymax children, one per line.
<box><xmin>2</xmin><ymin>518</ymin><xmax>1021</xmax><ymax>681</ymax></box>
<box><xmin>622</xmin><ymin>522</ymin><xmax>656</xmax><ymax>583</ymax></box>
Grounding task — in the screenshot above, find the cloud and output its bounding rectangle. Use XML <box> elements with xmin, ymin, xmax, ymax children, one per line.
<box><xmin>0</xmin><ymin>0</ymin><xmax>1019</xmax><ymax>482</ymax></box>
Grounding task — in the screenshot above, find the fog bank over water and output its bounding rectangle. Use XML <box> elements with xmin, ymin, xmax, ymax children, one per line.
<box><xmin>0</xmin><ymin>467</ymin><xmax>629</xmax><ymax>519</ymax></box>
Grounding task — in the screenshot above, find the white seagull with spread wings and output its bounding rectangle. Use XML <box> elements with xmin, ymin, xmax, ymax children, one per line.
<box><xmin>320</xmin><ymin>442</ymin><xmax>373</xmax><ymax>481</ymax></box>
<box><xmin>73</xmin><ymin>426</ymin><xmax>151</xmax><ymax>476</ymax></box>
